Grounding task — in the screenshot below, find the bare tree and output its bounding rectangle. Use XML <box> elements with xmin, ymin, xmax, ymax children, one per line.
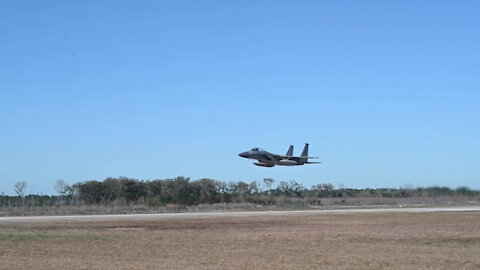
<box><xmin>249</xmin><ymin>181</ymin><xmax>259</xmax><ymax>194</ymax></box>
<box><xmin>14</xmin><ymin>181</ymin><xmax>27</xmax><ymax>197</ymax></box>
<box><xmin>55</xmin><ymin>179</ymin><xmax>71</xmax><ymax>206</ymax></box>
<box><xmin>263</xmin><ymin>178</ymin><xmax>275</xmax><ymax>195</ymax></box>
<box><xmin>14</xmin><ymin>181</ymin><xmax>28</xmax><ymax>215</ymax></box>
<box><xmin>55</xmin><ymin>179</ymin><xmax>68</xmax><ymax>195</ymax></box>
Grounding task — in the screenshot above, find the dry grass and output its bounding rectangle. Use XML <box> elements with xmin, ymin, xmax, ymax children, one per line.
<box><xmin>1</xmin><ymin>212</ymin><xmax>480</xmax><ymax>269</ymax></box>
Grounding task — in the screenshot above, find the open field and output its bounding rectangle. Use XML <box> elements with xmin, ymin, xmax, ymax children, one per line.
<box><xmin>1</xmin><ymin>210</ymin><xmax>480</xmax><ymax>269</ymax></box>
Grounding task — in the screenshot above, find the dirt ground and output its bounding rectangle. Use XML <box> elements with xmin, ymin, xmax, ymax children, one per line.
<box><xmin>1</xmin><ymin>212</ymin><xmax>480</xmax><ymax>270</ymax></box>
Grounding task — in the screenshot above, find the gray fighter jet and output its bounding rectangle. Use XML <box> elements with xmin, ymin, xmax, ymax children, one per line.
<box><xmin>238</xmin><ymin>143</ymin><xmax>321</xmax><ymax>167</ymax></box>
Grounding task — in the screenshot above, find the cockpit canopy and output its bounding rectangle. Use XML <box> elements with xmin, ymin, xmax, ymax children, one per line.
<box><xmin>250</xmin><ymin>148</ymin><xmax>264</xmax><ymax>151</ymax></box>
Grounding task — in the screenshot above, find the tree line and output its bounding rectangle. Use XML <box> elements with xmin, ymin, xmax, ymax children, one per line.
<box><xmin>2</xmin><ymin>176</ymin><xmax>479</xmax><ymax>207</ymax></box>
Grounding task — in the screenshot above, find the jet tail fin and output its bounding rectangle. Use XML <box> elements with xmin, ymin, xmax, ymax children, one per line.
<box><xmin>301</xmin><ymin>143</ymin><xmax>309</xmax><ymax>157</ymax></box>
<box><xmin>285</xmin><ymin>145</ymin><xmax>293</xmax><ymax>156</ymax></box>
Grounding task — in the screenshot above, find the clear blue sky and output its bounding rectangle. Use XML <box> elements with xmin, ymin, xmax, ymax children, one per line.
<box><xmin>1</xmin><ymin>1</ymin><xmax>479</xmax><ymax>195</ymax></box>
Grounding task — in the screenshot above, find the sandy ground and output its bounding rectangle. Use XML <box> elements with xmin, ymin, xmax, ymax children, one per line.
<box><xmin>1</xmin><ymin>207</ymin><xmax>480</xmax><ymax>269</ymax></box>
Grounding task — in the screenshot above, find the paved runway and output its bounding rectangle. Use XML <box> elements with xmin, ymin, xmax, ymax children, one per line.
<box><xmin>1</xmin><ymin>206</ymin><xmax>479</xmax><ymax>224</ymax></box>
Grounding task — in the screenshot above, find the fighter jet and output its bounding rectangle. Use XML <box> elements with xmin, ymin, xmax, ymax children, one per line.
<box><xmin>238</xmin><ymin>143</ymin><xmax>321</xmax><ymax>167</ymax></box>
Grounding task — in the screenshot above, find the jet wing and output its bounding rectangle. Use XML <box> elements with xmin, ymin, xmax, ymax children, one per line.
<box><xmin>264</xmin><ymin>152</ymin><xmax>281</xmax><ymax>161</ymax></box>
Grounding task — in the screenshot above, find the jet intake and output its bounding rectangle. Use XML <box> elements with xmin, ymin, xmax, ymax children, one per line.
<box><xmin>253</xmin><ymin>162</ymin><xmax>275</xmax><ymax>167</ymax></box>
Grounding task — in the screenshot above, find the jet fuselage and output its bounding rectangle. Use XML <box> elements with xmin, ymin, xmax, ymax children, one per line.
<box><xmin>238</xmin><ymin>144</ymin><xmax>320</xmax><ymax>167</ymax></box>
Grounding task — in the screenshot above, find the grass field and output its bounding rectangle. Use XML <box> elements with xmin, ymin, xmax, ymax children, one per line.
<box><xmin>1</xmin><ymin>212</ymin><xmax>480</xmax><ymax>269</ymax></box>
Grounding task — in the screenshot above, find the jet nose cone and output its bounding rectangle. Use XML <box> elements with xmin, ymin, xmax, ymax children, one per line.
<box><xmin>239</xmin><ymin>152</ymin><xmax>249</xmax><ymax>158</ymax></box>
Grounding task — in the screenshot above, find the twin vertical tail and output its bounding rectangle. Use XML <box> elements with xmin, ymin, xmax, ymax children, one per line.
<box><xmin>301</xmin><ymin>143</ymin><xmax>309</xmax><ymax>157</ymax></box>
<box><xmin>285</xmin><ymin>145</ymin><xmax>294</xmax><ymax>156</ymax></box>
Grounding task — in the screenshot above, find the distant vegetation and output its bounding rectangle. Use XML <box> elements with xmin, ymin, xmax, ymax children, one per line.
<box><xmin>1</xmin><ymin>177</ymin><xmax>479</xmax><ymax>216</ymax></box>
